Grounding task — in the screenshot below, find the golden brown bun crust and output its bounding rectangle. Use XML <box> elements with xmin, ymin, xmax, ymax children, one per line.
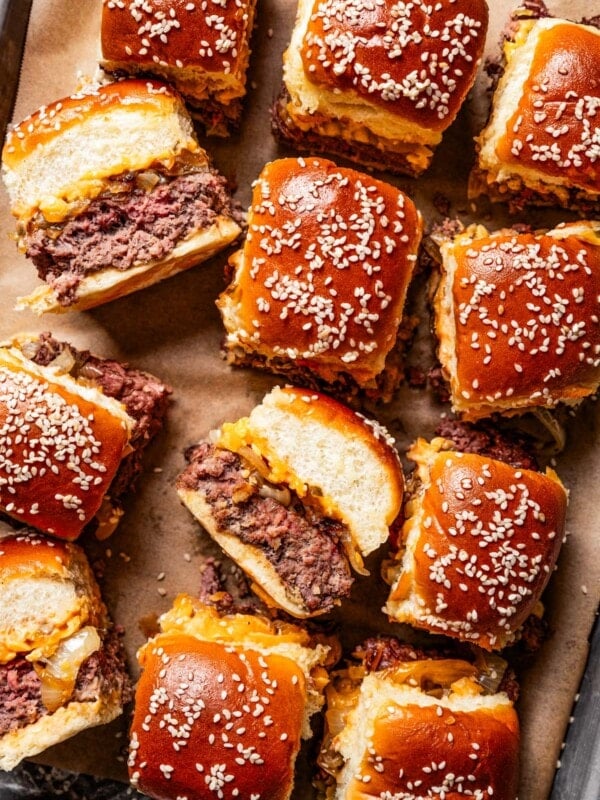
<box><xmin>0</xmin><ymin>530</ymin><xmax>106</xmax><ymax>664</ymax></box>
<box><xmin>0</xmin><ymin>352</ymin><xmax>130</xmax><ymax>540</ymax></box>
<box><xmin>300</xmin><ymin>0</ymin><xmax>489</xmax><ymax>132</ymax></box>
<box><xmin>218</xmin><ymin>157</ymin><xmax>422</xmax><ymax>387</ymax></box>
<box><xmin>2</xmin><ymin>79</ymin><xmax>187</xmax><ymax>170</ymax></box>
<box><xmin>353</xmin><ymin>698</ymin><xmax>519</xmax><ymax>800</ymax></box>
<box><xmin>475</xmin><ymin>19</ymin><xmax>600</xmax><ymax>203</ymax></box>
<box><xmin>385</xmin><ymin>439</ymin><xmax>568</xmax><ymax>650</ymax></box>
<box><xmin>100</xmin><ymin>0</ymin><xmax>257</xmax><ymax>107</ymax></box>
<box><xmin>435</xmin><ymin>222</ymin><xmax>600</xmax><ymax>418</ymax></box>
<box><xmin>0</xmin><ymin>530</ymin><xmax>90</xmax><ymax>577</ymax></box>
<box><xmin>129</xmin><ymin>632</ymin><xmax>306</xmax><ymax>800</ymax></box>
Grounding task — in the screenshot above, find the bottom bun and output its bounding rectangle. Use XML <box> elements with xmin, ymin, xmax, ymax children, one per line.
<box><xmin>0</xmin><ymin>695</ymin><xmax>123</xmax><ymax>773</ymax></box>
<box><xmin>16</xmin><ymin>216</ymin><xmax>241</xmax><ymax>314</ymax></box>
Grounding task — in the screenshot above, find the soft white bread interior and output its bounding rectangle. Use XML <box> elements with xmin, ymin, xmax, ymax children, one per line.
<box><xmin>0</xmin><ymin>532</ymin><xmax>104</xmax><ymax>663</ymax></box>
<box><xmin>216</xmin><ymin>386</ymin><xmax>404</xmax><ymax>560</ymax></box>
<box><xmin>0</xmin><ymin>531</ymin><xmax>128</xmax><ymax>772</ymax></box>
<box><xmin>2</xmin><ymin>79</ymin><xmax>203</xmax><ymax>224</ymax></box>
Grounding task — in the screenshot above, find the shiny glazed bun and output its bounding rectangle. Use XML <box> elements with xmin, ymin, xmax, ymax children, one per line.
<box><xmin>0</xmin><ymin>342</ymin><xmax>133</xmax><ymax>541</ymax></box>
<box><xmin>471</xmin><ymin>17</ymin><xmax>600</xmax><ymax>212</ymax></box>
<box><xmin>434</xmin><ymin>221</ymin><xmax>600</xmax><ymax>420</ymax></box>
<box><xmin>100</xmin><ymin>0</ymin><xmax>258</xmax><ymax>135</ymax></box>
<box><xmin>319</xmin><ymin>653</ymin><xmax>520</xmax><ymax>800</ymax></box>
<box><xmin>128</xmin><ymin>594</ymin><xmax>332</xmax><ymax>800</ymax></box>
<box><xmin>0</xmin><ymin>530</ymin><xmax>129</xmax><ymax>771</ymax></box>
<box><xmin>1</xmin><ymin>79</ymin><xmax>240</xmax><ymax>314</ymax></box>
<box><xmin>274</xmin><ymin>0</ymin><xmax>489</xmax><ymax>176</ymax></box>
<box><xmin>218</xmin><ymin>157</ymin><xmax>423</xmax><ymax>403</ymax></box>
<box><xmin>0</xmin><ymin>531</ymin><xmax>103</xmax><ymax>664</ymax></box>
<box><xmin>384</xmin><ymin>438</ymin><xmax>568</xmax><ymax>650</ymax></box>
<box><xmin>177</xmin><ymin>386</ymin><xmax>404</xmax><ymax>618</ymax></box>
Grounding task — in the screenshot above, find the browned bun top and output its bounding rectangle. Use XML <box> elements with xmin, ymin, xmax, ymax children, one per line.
<box><xmin>496</xmin><ymin>21</ymin><xmax>600</xmax><ymax>192</ymax></box>
<box><xmin>0</xmin><ymin>530</ymin><xmax>105</xmax><ymax>663</ymax></box>
<box><xmin>300</xmin><ymin>0</ymin><xmax>489</xmax><ymax>131</ymax></box>
<box><xmin>436</xmin><ymin>222</ymin><xmax>600</xmax><ymax>418</ymax></box>
<box><xmin>361</xmin><ymin>691</ymin><xmax>519</xmax><ymax>800</ymax></box>
<box><xmin>219</xmin><ymin>156</ymin><xmax>423</xmax><ymax>385</ymax></box>
<box><xmin>386</xmin><ymin>438</ymin><xmax>568</xmax><ymax>650</ymax></box>
<box><xmin>2</xmin><ymin>78</ymin><xmax>188</xmax><ymax>169</ymax></box>
<box><xmin>129</xmin><ymin>631</ymin><xmax>307</xmax><ymax>800</ymax></box>
<box><xmin>101</xmin><ymin>0</ymin><xmax>255</xmax><ymax>76</ymax></box>
<box><xmin>0</xmin><ymin>349</ymin><xmax>131</xmax><ymax>541</ymax></box>
<box><xmin>322</xmin><ymin>657</ymin><xmax>519</xmax><ymax>800</ymax></box>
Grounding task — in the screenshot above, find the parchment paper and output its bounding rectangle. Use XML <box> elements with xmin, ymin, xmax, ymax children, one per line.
<box><xmin>0</xmin><ymin>1</ymin><xmax>598</xmax><ymax>798</ymax></box>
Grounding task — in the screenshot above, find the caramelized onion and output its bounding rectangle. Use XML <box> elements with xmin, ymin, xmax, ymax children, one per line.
<box><xmin>36</xmin><ymin>627</ymin><xmax>101</xmax><ymax>712</ymax></box>
<box><xmin>258</xmin><ymin>483</ymin><xmax>291</xmax><ymax>506</ymax></box>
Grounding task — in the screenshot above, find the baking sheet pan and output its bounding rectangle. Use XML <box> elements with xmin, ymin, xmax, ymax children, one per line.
<box><xmin>0</xmin><ymin>1</ymin><xmax>599</xmax><ymax>798</ymax></box>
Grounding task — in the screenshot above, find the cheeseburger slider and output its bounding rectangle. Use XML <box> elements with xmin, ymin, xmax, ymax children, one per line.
<box><xmin>217</xmin><ymin>157</ymin><xmax>423</xmax><ymax>403</ymax></box>
<box><xmin>318</xmin><ymin>637</ymin><xmax>520</xmax><ymax>800</ymax></box>
<box><xmin>273</xmin><ymin>0</ymin><xmax>489</xmax><ymax>177</ymax></box>
<box><xmin>100</xmin><ymin>0</ymin><xmax>258</xmax><ymax>136</ymax></box>
<box><xmin>384</xmin><ymin>437</ymin><xmax>568</xmax><ymax>651</ymax></box>
<box><xmin>433</xmin><ymin>221</ymin><xmax>600</xmax><ymax>420</ymax></box>
<box><xmin>128</xmin><ymin>593</ymin><xmax>333</xmax><ymax>800</ymax></box>
<box><xmin>177</xmin><ymin>386</ymin><xmax>404</xmax><ymax>618</ymax></box>
<box><xmin>0</xmin><ymin>531</ymin><xmax>130</xmax><ymax>771</ymax></box>
<box><xmin>470</xmin><ymin>12</ymin><xmax>600</xmax><ymax>213</ymax></box>
<box><xmin>0</xmin><ymin>332</ymin><xmax>170</xmax><ymax>541</ymax></box>
<box><xmin>1</xmin><ymin>79</ymin><xmax>241</xmax><ymax>314</ymax></box>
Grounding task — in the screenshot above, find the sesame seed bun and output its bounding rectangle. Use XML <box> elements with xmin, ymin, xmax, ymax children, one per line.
<box><xmin>0</xmin><ymin>342</ymin><xmax>134</xmax><ymax>541</ymax></box>
<box><xmin>128</xmin><ymin>595</ymin><xmax>331</xmax><ymax>800</ymax></box>
<box><xmin>0</xmin><ymin>531</ymin><xmax>129</xmax><ymax>771</ymax></box>
<box><xmin>100</xmin><ymin>0</ymin><xmax>257</xmax><ymax>135</ymax></box>
<box><xmin>217</xmin><ymin>157</ymin><xmax>423</xmax><ymax>402</ymax></box>
<box><xmin>274</xmin><ymin>0</ymin><xmax>488</xmax><ymax>176</ymax></box>
<box><xmin>0</xmin><ymin>532</ymin><xmax>105</xmax><ymax>664</ymax></box>
<box><xmin>434</xmin><ymin>221</ymin><xmax>600</xmax><ymax>419</ymax></box>
<box><xmin>320</xmin><ymin>656</ymin><xmax>519</xmax><ymax>800</ymax></box>
<box><xmin>2</xmin><ymin>79</ymin><xmax>201</xmax><ymax>224</ymax></box>
<box><xmin>384</xmin><ymin>437</ymin><xmax>568</xmax><ymax>650</ymax></box>
<box><xmin>177</xmin><ymin>386</ymin><xmax>404</xmax><ymax>618</ymax></box>
<box><xmin>1</xmin><ymin>78</ymin><xmax>241</xmax><ymax>313</ymax></box>
<box><xmin>471</xmin><ymin>17</ymin><xmax>600</xmax><ymax>212</ymax></box>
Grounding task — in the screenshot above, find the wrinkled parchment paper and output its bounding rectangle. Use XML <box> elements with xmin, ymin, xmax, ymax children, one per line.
<box><xmin>0</xmin><ymin>1</ymin><xmax>598</xmax><ymax>797</ymax></box>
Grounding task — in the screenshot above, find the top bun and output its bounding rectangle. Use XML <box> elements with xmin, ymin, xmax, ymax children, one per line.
<box><xmin>473</xmin><ymin>17</ymin><xmax>600</xmax><ymax>211</ymax></box>
<box><xmin>434</xmin><ymin>220</ymin><xmax>600</xmax><ymax>419</ymax></box>
<box><xmin>321</xmin><ymin>655</ymin><xmax>519</xmax><ymax>800</ymax></box>
<box><xmin>218</xmin><ymin>156</ymin><xmax>423</xmax><ymax>401</ymax></box>
<box><xmin>217</xmin><ymin>385</ymin><xmax>404</xmax><ymax>562</ymax></box>
<box><xmin>129</xmin><ymin>595</ymin><xmax>332</xmax><ymax>800</ymax></box>
<box><xmin>276</xmin><ymin>0</ymin><xmax>489</xmax><ymax>175</ymax></box>
<box><xmin>0</xmin><ymin>530</ymin><xmax>105</xmax><ymax>664</ymax></box>
<box><xmin>2</xmin><ymin>79</ymin><xmax>203</xmax><ymax>224</ymax></box>
<box><xmin>0</xmin><ymin>343</ymin><xmax>133</xmax><ymax>540</ymax></box>
<box><xmin>100</xmin><ymin>0</ymin><xmax>258</xmax><ymax>134</ymax></box>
